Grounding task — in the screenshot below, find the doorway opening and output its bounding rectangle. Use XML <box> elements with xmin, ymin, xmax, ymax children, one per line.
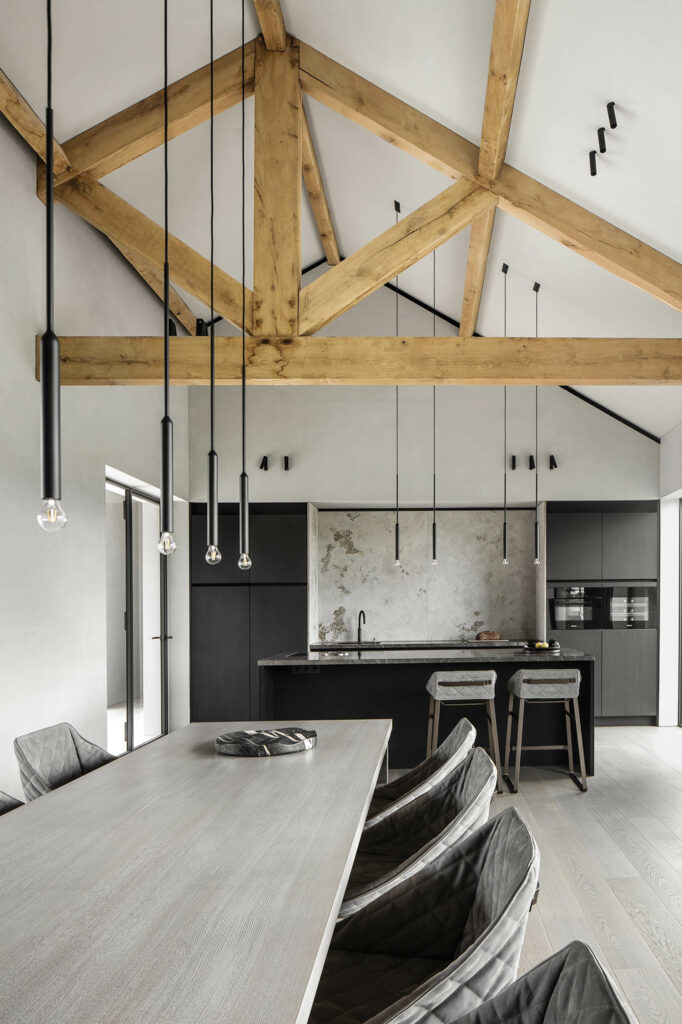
<box><xmin>105</xmin><ymin>480</ymin><xmax>169</xmax><ymax>754</ymax></box>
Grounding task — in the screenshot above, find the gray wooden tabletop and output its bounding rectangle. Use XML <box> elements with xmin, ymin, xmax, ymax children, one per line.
<box><xmin>0</xmin><ymin>719</ymin><xmax>391</xmax><ymax>1024</ymax></box>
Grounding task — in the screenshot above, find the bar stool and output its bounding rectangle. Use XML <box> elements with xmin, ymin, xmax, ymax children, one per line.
<box><xmin>503</xmin><ymin>668</ymin><xmax>587</xmax><ymax>793</ymax></box>
<box><xmin>426</xmin><ymin>671</ymin><xmax>502</xmax><ymax>793</ymax></box>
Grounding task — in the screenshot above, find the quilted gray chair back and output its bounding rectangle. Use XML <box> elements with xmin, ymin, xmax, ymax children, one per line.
<box><xmin>449</xmin><ymin>940</ymin><xmax>634</xmax><ymax>1024</ymax></box>
<box><xmin>367</xmin><ymin>718</ymin><xmax>476</xmax><ymax>825</ymax></box>
<box><xmin>341</xmin><ymin>749</ymin><xmax>497</xmax><ymax>918</ymax></box>
<box><xmin>0</xmin><ymin>790</ymin><xmax>24</xmax><ymax>816</ymax></box>
<box><xmin>14</xmin><ymin>723</ymin><xmax>115</xmax><ymax>801</ymax></box>
<box><xmin>330</xmin><ymin>807</ymin><xmax>540</xmax><ymax>1023</ymax></box>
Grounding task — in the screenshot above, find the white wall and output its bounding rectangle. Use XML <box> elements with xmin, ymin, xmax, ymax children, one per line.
<box><xmin>0</xmin><ymin>119</ymin><xmax>190</xmax><ymax>795</ymax></box>
<box><xmin>660</xmin><ymin>421</ymin><xmax>682</xmax><ymax>498</ymax></box>
<box><xmin>189</xmin><ymin>288</ymin><xmax>660</xmax><ymax>505</ymax></box>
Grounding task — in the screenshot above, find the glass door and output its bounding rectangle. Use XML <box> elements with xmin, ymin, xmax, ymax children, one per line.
<box><xmin>106</xmin><ymin>481</ymin><xmax>169</xmax><ymax>753</ymax></box>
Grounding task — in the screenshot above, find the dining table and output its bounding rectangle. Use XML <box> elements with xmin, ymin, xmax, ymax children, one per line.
<box><xmin>0</xmin><ymin>718</ymin><xmax>391</xmax><ymax>1024</ymax></box>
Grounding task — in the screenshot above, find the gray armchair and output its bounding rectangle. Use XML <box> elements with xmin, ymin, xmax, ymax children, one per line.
<box><xmin>367</xmin><ymin>718</ymin><xmax>476</xmax><ymax>825</ymax></box>
<box><xmin>341</xmin><ymin>747</ymin><xmax>497</xmax><ymax>918</ymax></box>
<box><xmin>14</xmin><ymin>722</ymin><xmax>116</xmax><ymax>801</ymax></box>
<box><xmin>311</xmin><ymin>808</ymin><xmax>540</xmax><ymax>1024</ymax></box>
<box><xmin>451</xmin><ymin>941</ymin><xmax>634</xmax><ymax>1024</ymax></box>
<box><xmin>0</xmin><ymin>790</ymin><xmax>24</xmax><ymax>815</ymax></box>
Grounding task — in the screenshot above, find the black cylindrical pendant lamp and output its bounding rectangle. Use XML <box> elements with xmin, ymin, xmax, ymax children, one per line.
<box><xmin>501</xmin><ymin>263</ymin><xmax>509</xmax><ymax>564</ymax></box>
<box><xmin>204</xmin><ymin>0</ymin><xmax>222</xmax><ymax>567</ymax></box>
<box><xmin>157</xmin><ymin>0</ymin><xmax>176</xmax><ymax>556</ymax></box>
<box><xmin>238</xmin><ymin>472</ymin><xmax>251</xmax><ymax>570</ymax></box>
<box><xmin>237</xmin><ymin>0</ymin><xmax>251</xmax><ymax>571</ymax></box>
<box><xmin>533</xmin><ymin>281</ymin><xmax>541</xmax><ymax>567</ymax></box>
<box><xmin>37</xmin><ymin>6</ymin><xmax>66</xmax><ymax>532</ymax></box>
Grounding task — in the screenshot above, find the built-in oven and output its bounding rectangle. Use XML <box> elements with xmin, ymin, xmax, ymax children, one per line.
<box><xmin>604</xmin><ymin>586</ymin><xmax>657</xmax><ymax>629</ymax></box>
<box><xmin>547</xmin><ymin>586</ymin><xmax>604</xmax><ymax>630</ymax></box>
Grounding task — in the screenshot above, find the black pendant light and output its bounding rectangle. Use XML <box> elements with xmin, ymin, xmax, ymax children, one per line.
<box><xmin>205</xmin><ymin>0</ymin><xmax>221</xmax><ymax>566</ymax></box>
<box><xmin>393</xmin><ymin>200</ymin><xmax>401</xmax><ymax>568</ymax></box>
<box><xmin>533</xmin><ymin>281</ymin><xmax>541</xmax><ymax>567</ymax></box>
<box><xmin>37</xmin><ymin>0</ymin><xmax>67</xmax><ymax>532</ymax></box>
<box><xmin>431</xmin><ymin>250</ymin><xmax>438</xmax><ymax>566</ymax></box>
<box><xmin>158</xmin><ymin>0</ymin><xmax>176</xmax><ymax>556</ymax></box>
<box><xmin>237</xmin><ymin>0</ymin><xmax>251</xmax><ymax>571</ymax></box>
<box><xmin>501</xmin><ymin>263</ymin><xmax>509</xmax><ymax>565</ymax></box>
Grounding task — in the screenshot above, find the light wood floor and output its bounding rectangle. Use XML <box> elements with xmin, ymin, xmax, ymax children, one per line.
<box><xmin>489</xmin><ymin>726</ymin><xmax>682</xmax><ymax>1023</ymax></box>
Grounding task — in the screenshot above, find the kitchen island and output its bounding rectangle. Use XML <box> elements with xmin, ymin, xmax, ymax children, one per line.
<box><xmin>259</xmin><ymin>646</ymin><xmax>595</xmax><ymax>773</ymax></box>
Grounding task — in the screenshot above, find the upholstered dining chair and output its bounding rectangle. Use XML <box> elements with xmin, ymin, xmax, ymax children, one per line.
<box><xmin>449</xmin><ymin>941</ymin><xmax>634</xmax><ymax>1024</ymax></box>
<box><xmin>366</xmin><ymin>718</ymin><xmax>476</xmax><ymax>826</ymax></box>
<box><xmin>341</xmin><ymin>747</ymin><xmax>498</xmax><ymax>919</ymax></box>
<box><xmin>310</xmin><ymin>807</ymin><xmax>540</xmax><ymax>1024</ymax></box>
<box><xmin>14</xmin><ymin>722</ymin><xmax>116</xmax><ymax>801</ymax></box>
<box><xmin>0</xmin><ymin>790</ymin><xmax>24</xmax><ymax>815</ymax></box>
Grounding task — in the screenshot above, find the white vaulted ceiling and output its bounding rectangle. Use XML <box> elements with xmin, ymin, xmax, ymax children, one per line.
<box><xmin>2</xmin><ymin>0</ymin><xmax>682</xmax><ymax>434</ymax></box>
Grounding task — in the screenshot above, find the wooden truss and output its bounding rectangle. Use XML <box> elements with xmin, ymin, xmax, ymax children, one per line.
<box><xmin>1</xmin><ymin>0</ymin><xmax>681</xmax><ymax>384</ymax></box>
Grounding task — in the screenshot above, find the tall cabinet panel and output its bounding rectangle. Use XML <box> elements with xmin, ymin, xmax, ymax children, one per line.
<box><xmin>190</xmin><ymin>586</ymin><xmax>250</xmax><ymax>720</ymax></box>
<box><xmin>250</xmin><ymin>586</ymin><xmax>308</xmax><ymax>716</ymax></box>
<box><xmin>547</xmin><ymin>630</ymin><xmax>603</xmax><ymax>716</ymax></box>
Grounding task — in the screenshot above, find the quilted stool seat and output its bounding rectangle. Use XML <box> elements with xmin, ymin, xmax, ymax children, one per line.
<box><xmin>14</xmin><ymin>722</ymin><xmax>116</xmax><ymax>801</ymax></box>
<box><xmin>503</xmin><ymin>669</ymin><xmax>586</xmax><ymax>794</ymax></box>
<box><xmin>310</xmin><ymin>807</ymin><xmax>540</xmax><ymax>1024</ymax></box>
<box><xmin>341</xmin><ymin>747</ymin><xmax>497</xmax><ymax>918</ymax></box>
<box><xmin>426</xmin><ymin>671</ymin><xmax>502</xmax><ymax>794</ymax></box>
<box><xmin>451</xmin><ymin>940</ymin><xmax>633</xmax><ymax>1024</ymax></box>
<box><xmin>367</xmin><ymin>718</ymin><xmax>475</xmax><ymax>825</ymax></box>
<box><xmin>0</xmin><ymin>790</ymin><xmax>24</xmax><ymax>816</ymax></box>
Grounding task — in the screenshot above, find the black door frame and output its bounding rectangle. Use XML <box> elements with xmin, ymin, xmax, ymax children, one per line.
<box><xmin>110</xmin><ymin>481</ymin><xmax>169</xmax><ymax>751</ymax></box>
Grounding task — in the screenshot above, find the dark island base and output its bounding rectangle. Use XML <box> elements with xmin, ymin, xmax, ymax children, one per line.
<box><xmin>259</xmin><ymin>659</ymin><xmax>594</xmax><ymax>773</ymax></box>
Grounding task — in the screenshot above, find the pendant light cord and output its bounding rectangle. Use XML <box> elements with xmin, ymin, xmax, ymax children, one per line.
<box><xmin>241</xmin><ymin>0</ymin><xmax>246</xmax><ymax>475</ymax></box>
<box><xmin>209</xmin><ymin>0</ymin><xmax>215</xmax><ymax>452</ymax></box>
<box><xmin>432</xmin><ymin>250</ymin><xmax>436</xmax><ymax>522</ymax></box>
<box><xmin>503</xmin><ymin>265</ymin><xmax>508</xmax><ymax>531</ymax></box>
<box><xmin>394</xmin><ymin>205</ymin><xmax>399</xmax><ymax>525</ymax></box>
<box><xmin>535</xmin><ymin>285</ymin><xmax>539</xmax><ymax>513</ymax></box>
<box><xmin>163</xmin><ymin>0</ymin><xmax>170</xmax><ymax>418</ymax></box>
<box><xmin>46</xmin><ymin>0</ymin><xmax>53</xmax><ymax>335</ymax></box>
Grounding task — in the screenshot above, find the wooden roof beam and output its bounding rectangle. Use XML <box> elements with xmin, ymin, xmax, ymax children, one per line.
<box><xmin>460</xmin><ymin>0</ymin><xmax>530</xmax><ymax>336</ymax></box>
<box><xmin>37</xmin><ymin>40</ymin><xmax>256</xmax><ymax>196</ymax></box>
<box><xmin>301</xmin><ymin>107</ymin><xmax>340</xmax><ymax>266</ymax></box>
<box><xmin>44</xmin><ymin>335</ymin><xmax>682</xmax><ymax>387</ymax></box>
<box><xmin>110</xmin><ymin>240</ymin><xmax>197</xmax><ymax>335</ymax></box>
<box><xmin>55</xmin><ymin>174</ymin><xmax>252</xmax><ymax>332</ymax></box>
<box><xmin>0</xmin><ymin>68</ymin><xmax>70</xmax><ymax>173</ymax></box>
<box><xmin>299</xmin><ymin>41</ymin><xmax>682</xmax><ymax>314</ymax></box>
<box><xmin>253</xmin><ymin>0</ymin><xmax>287</xmax><ymax>50</ymax></box>
<box><xmin>299</xmin><ymin>181</ymin><xmax>496</xmax><ymax>335</ymax></box>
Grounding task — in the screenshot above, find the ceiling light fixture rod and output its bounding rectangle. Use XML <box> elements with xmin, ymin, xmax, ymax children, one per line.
<box><xmin>205</xmin><ymin>0</ymin><xmax>221</xmax><ymax>566</ymax></box>
<box><xmin>237</xmin><ymin>0</ymin><xmax>251</xmax><ymax>572</ymax></box>
<box><xmin>533</xmin><ymin>280</ymin><xmax>541</xmax><ymax>567</ymax></box>
<box><xmin>37</xmin><ymin>0</ymin><xmax>67</xmax><ymax>532</ymax></box>
<box><xmin>394</xmin><ymin>199</ymin><xmax>401</xmax><ymax>568</ymax></box>
<box><xmin>158</xmin><ymin>0</ymin><xmax>176</xmax><ymax>556</ymax></box>
<box><xmin>431</xmin><ymin>248</ymin><xmax>437</xmax><ymax>566</ymax></box>
<box><xmin>501</xmin><ymin>262</ymin><xmax>509</xmax><ymax>565</ymax></box>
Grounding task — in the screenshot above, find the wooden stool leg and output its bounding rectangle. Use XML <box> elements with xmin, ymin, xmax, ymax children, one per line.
<box><xmin>487</xmin><ymin>699</ymin><xmax>503</xmax><ymax>794</ymax></box>
<box><xmin>572</xmin><ymin>697</ymin><xmax>587</xmax><ymax>792</ymax></box>
<box><xmin>512</xmin><ymin>698</ymin><xmax>525</xmax><ymax>793</ymax></box>
<box><xmin>503</xmin><ymin>691</ymin><xmax>514</xmax><ymax>777</ymax></box>
<box><xmin>564</xmin><ymin>699</ymin><xmax>574</xmax><ymax>775</ymax></box>
<box><xmin>426</xmin><ymin>695</ymin><xmax>435</xmax><ymax>757</ymax></box>
<box><xmin>431</xmin><ymin>698</ymin><xmax>441</xmax><ymax>756</ymax></box>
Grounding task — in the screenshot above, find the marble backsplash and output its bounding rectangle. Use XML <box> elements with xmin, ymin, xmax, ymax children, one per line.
<box><xmin>317</xmin><ymin>509</ymin><xmax>537</xmax><ymax>643</ymax></box>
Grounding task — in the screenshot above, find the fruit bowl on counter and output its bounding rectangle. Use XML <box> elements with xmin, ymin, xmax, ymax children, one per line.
<box><xmin>524</xmin><ymin>639</ymin><xmax>561</xmax><ymax>652</ymax></box>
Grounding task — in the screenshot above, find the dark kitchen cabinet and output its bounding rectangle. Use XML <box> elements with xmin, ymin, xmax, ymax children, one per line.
<box><xmin>190</xmin><ymin>585</ymin><xmax>250</xmax><ymax>720</ymax></box>
<box><xmin>547</xmin><ymin>630</ymin><xmax>603</xmax><ymax>716</ymax></box>
<box><xmin>602</xmin><ymin>513</ymin><xmax>658</xmax><ymax>580</ymax></box>
<box><xmin>546</xmin><ymin>513</ymin><xmax>602</xmax><ymax>580</ymax></box>
<box><xmin>249</xmin><ymin>512</ymin><xmax>308</xmax><ymax>584</ymax></box>
<box><xmin>249</xmin><ymin>585</ymin><xmax>308</xmax><ymax>715</ymax></box>
<box><xmin>601</xmin><ymin>629</ymin><xmax>658</xmax><ymax>718</ymax></box>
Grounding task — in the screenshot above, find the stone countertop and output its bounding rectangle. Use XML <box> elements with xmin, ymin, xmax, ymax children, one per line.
<box><xmin>309</xmin><ymin>640</ymin><xmax>529</xmax><ymax>651</ymax></box>
<box><xmin>259</xmin><ymin>647</ymin><xmax>595</xmax><ymax>667</ymax></box>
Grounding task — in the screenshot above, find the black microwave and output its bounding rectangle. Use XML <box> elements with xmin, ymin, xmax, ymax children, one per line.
<box><xmin>547</xmin><ymin>587</ymin><xmax>603</xmax><ymax>630</ymax></box>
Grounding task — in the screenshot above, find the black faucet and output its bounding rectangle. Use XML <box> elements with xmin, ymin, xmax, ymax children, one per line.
<box><xmin>357</xmin><ymin>610</ymin><xmax>366</xmax><ymax>644</ymax></box>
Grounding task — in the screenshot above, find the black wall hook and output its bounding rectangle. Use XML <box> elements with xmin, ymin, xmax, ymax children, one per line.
<box><xmin>549</xmin><ymin>454</ymin><xmax>558</xmax><ymax>470</ymax></box>
<box><xmin>589</xmin><ymin>150</ymin><xmax>597</xmax><ymax>176</ymax></box>
<box><xmin>597</xmin><ymin>127</ymin><xmax>607</xmax><ymax>153</ymax></box>
<box><xmin>259</xmin><ymin>456</ymin><xmax>269</xmax><ymax>471</ymax></box>
<box><xmin>283</xmin><ymin>456</ymin><xmax>290</xmax><ymax>471</ymax></box>
<box><xmin>511</xmin><ymin>455</ymin><xmax>517</xmax><ymax>470</ymax></box>
<box><xmin>529</xmin><ymin>454</ymin><xmax>536</xmax><ymax>470</ymax></box>
<box><xmin>607</xmin><ymin>101</ymin><xmax>617</xmax><ymax>129</ymax></box>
